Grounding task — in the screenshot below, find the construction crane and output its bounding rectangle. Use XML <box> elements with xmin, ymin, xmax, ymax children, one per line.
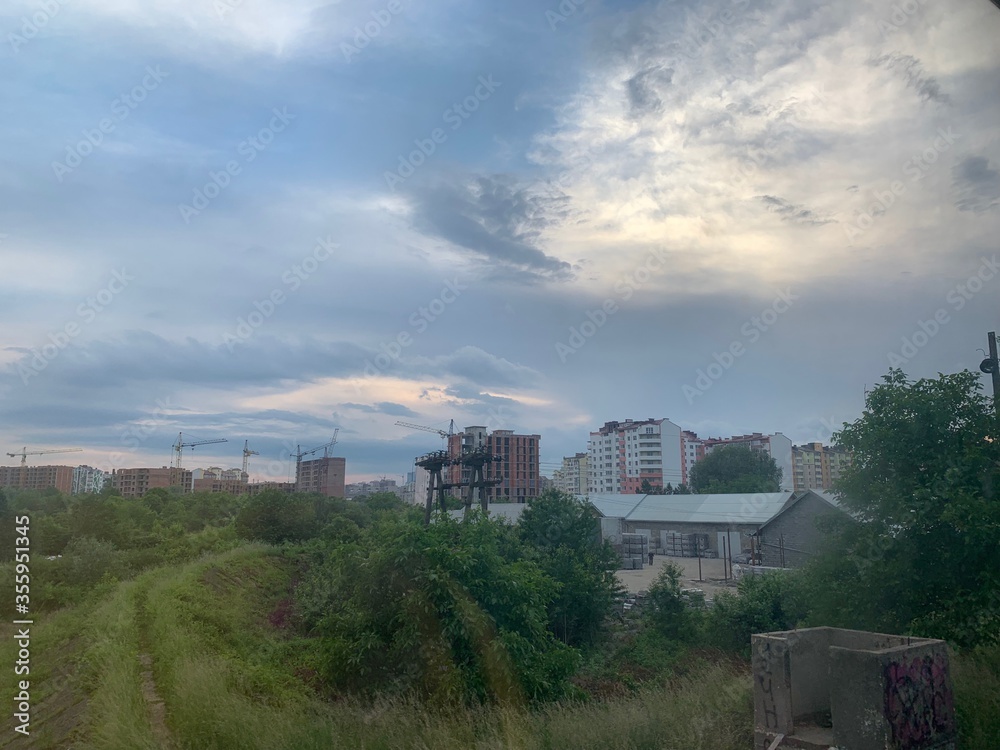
<box><xmin>395</xmin><ymin>420</ymin><xmax>455</xmax><ymax>439</ymax></box>
<box><xmin>291</xmin><ymin>430</ymin><xmax>341</xmax><ymax>480</ymax></box>
<box><xmin>172</xmin><ymin>433</ymin><xmax>227</xmax><ymax>470</ymax></box>
<box><xmin>6</xmin><ymin>447</ymin><xmax>83</xmax><ymax>466</ymax></box>
<box><xmin>242</xmin><ymin>440</ymin><xmax>260</xmax><ymax>475</ymax></box>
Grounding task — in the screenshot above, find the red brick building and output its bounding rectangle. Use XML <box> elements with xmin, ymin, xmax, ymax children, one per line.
<box><xmin>0</xmin><ymin>464</ymin><xmax>74</xmax><ymax>494</ymax></box>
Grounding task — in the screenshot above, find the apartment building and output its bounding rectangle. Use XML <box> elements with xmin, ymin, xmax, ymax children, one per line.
<box><xmin>72</xmin><ymin>465</ymin><xmax>108</xmax><ymax>494</ymax></box>
<box><xmin>191</xmin><ymin>478</ymin><xmax>249</xmax><ymax>494</ymax></box>
<box><xmin>296</xmin><ymin>456</ymin><xmax>346</xmax><ymax>498</ymax></box>
<box><xmin>445</xmin><ymin>426</ymin><xmax>541</xmax><ymax>503</ymax></box>
<box><xmin>792</xmin><ymin>442</ymin><xmax>852</xmax><ymax>491</ymax></box>
<box><xmin>588</xmin><ymin>418</ymin><xmax>688</xmax><ymax>494</ymax></box>
<box><xmin>0</xmin><ymin>464</ymin><xmax>74</xmax><ymax>494</ymax></box>
<box><xmin>554</xmin><ymin>452</ymin><xmax>589</xmax><ymax>495</ymax></box>
<box><xmin>111</xmin><ymin>467</ymin><xmax>192</xmax><ymax>498</ymax></box>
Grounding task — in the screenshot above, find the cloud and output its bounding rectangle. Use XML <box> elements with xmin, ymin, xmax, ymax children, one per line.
<box><xmin>756</xmin><ymin>195</ymin><xmax>834</xmax><ymax>226</ymax></box>
<box><xmin>869</xmin><ymin>52</ymin><xmax>950</xmax><ymax>106</ymax></box>
<box><xmin>405</xmin><ymin>175</ymin><xmax>575</xmax><ymax>284</ymax></box>
<box><xmin>952</xmin><ymin>155</ymin><xmax>1000</xmax><ymax>214</ymax></box>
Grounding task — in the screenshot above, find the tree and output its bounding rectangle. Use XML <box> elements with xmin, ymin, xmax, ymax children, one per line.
<box><xmin>517</xmin><ymin>490</ymin><xmax>623</xmax><ymax>649</ymax></box>
<box><xmin>688</xmin><ymin>445</ymin><xmax>782</xmax><ymax>493</ymax></box>
<box><xmin>805</xmin><ymin>369</ymin><xmax>1000</xmax><ymax>646</ymax></box>
<box><xmin>235</xmin><ymin>489</ymin><xmax>319</xmax><ymax>544</ymax></box>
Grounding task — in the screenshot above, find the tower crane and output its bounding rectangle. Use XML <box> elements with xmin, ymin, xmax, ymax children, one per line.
<box><xmin>172</xmin><ymin>433</ymin><xmax>227</xmax><ymax>470</ymax></box>
<box><xmin>242</xmin><ymin>440</ymin><xmax>260</xmax><ymax>475</ymax></box>
<box><xmin>291</xmin><ymin>430</ymin><xmax>340</xmax><ymax>481</ymax></box>
<box><xmin>394</xmin><ymin>420</ymin><xmax>455</xmax><ymax>439</ymax></box>
<box><xmin>6</xmin><ymin>447</ymin><xmax>83</xmax><ymax>466</ymax></box>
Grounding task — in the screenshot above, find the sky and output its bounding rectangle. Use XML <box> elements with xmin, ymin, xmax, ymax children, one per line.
<box><xmin>1</xmin><ymin>0</ymin><xmax>999</xmax><ymax>484</ymax></box>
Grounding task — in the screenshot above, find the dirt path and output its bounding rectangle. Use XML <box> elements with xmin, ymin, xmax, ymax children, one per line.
<box><xmin>135</xmin><ymin>587</ymin><xmax>175</xmax><ymax>750</ymax></box>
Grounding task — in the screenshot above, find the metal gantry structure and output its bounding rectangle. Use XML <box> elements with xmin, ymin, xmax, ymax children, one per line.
<box><xmin>414</xmin><ymin>444</ymin><xmax>503</xmax><ymax>525</ymax></box>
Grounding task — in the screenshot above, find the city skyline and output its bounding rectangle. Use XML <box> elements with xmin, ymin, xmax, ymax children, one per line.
<box><xmin>2</xmin><ymin>0</ymin><xmax>999</xmax><ymax>484</ymax></box>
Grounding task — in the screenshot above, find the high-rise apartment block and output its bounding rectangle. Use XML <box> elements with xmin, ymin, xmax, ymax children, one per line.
<box><xmin>792</xmin><ymin>442</ymin><xmax>851</xmax><ymax>491</ymax></box>
<box><xmin>0</xmin><ymin>464</ymin><xmax>74</xmax><ymax>494</ymax></box>
<box><xmin>588</xmin><ymin>419</ymin><xmax>689</xmax><ymax>494</ymax></box>
<box><xmin>72</xmin><ymin>465</ymin><xmax>108</xmax><ymax>494</ymax></box>
<box><xmin>296</xmin><ymin>456</ymin><xmax>346</xmax><ymax>498</ymax></box>
<box><xmin>111</xmin><ymin>467</ymin><xmax>192</xmax><ymax>498</ymax></box>
<box><xmin>446</xmin><ymin>426</ymin><xmax>541</xmax><ymax>503</ymax></box>
<box><xmin>587</xmin><ymin>420</ymin><xmax>796</xmax><ymax>493</ymax></box>
<box><xmin>554</xmin><ymin>452</ymin><xmax>589</xmax><ymax>495</ymax></box>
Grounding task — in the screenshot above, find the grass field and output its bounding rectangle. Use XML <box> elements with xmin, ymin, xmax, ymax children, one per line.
<box><xmin>2</xmin><ymin>546</ymin><xmax>996</xmax><ymax>749</ymax></box>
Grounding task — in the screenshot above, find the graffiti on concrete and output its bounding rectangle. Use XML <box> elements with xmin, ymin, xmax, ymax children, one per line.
<box><xmin>753</xmin><ymin>641</ymin><xmax>779</xmax><ymax>730</ymax></box>
<box><xmin>884</xmin><ymin>652</ymin><xmax>956</xmax><ymax>746</ymax></box>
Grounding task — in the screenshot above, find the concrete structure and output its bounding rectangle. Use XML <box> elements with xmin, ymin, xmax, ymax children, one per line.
<box><xmin>586</xmin><ymin>490</ymin><xmax>843</xmax><ymax>563</ymax></box>
<box><xmin>446</xmin><ymin>426</ymin><xmax>541</xmax><ymax>503</ymax></box>
<box><xmin>111</xmin><ymin>467</ymin><xmax>192</xmax><ymax>498</ymax></box>
<box><xmin>0</xmin><ymin>464</ymin><xmax>75</xmax><ymax>494</ymax></box>
<box><xmin>296</xmin><ymin>455</ymin><xmax>346</xmax><ymax>497</ymax></box>
<box><xmin>792</xmin><ymin>442</ymin><xmax>852</xmax><ymax>491</ymax></box>
<box><xmin>702</xmin><ymin>432</ymin><xmax>794</xmax><ymax>492</ymax></box>
<box><xmin>754</xmin><ymin>491</ymin><xmax>843</xmax><ymax>567</ymax></box>
<box><xmin>71</xmin><ymin>465</ymin><xmax>108</xmax><ymax>494</ymax></box>
<box><xmin>412</xmin><ymin>466</ymin><xmax>431</xmax><ymax>506</ymax></box>
<box><xmin>752</xmin><ymin>627</ymin><xmax>956</xmax><ymax>750</ymax></box>
<box><xmin>554</xmin><ymin>452</ymin><xmax>589</xmax><ymax>495</ymax></box>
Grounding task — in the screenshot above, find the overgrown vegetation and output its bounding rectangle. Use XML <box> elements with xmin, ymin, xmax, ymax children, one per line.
<box><xmin>1</xmin><ymin>367</ymin><xmax>998</xmax><ymax>747</ymax></box>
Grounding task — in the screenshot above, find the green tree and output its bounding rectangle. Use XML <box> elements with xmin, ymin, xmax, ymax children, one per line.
<box><xmin>297</xmin><ymin>514</ymin><xmax>579</xmax><ymax>704</ymax></box>
<box><xmin>688</xmin><ymin>445</ymin><xmax>782</xmax><ymax>493</ymax></box>
<box><xmin>235</xmin><ymin>489</ymin><xmax>319</xmax><ymax>544</ymax></box>
<box><xmin>518</xmin><ymin>490</ymin><xmax>623</xmax><ymax>649</ymax></box>
<box><xmin>645</xmin><ymin>562</ymin><xmax>693</xmax><ymax>640</ymax></box>
<box><xmin>805</xmin><ymin>369</ymin><xmax>1000</xmax><ymax>646</ymax></box>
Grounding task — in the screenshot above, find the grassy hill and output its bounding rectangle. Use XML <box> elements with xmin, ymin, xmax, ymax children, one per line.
<box><xmin>2</xmin><ymin>546</ymin><xmax>754</xmax><ymax>750</ymax></box>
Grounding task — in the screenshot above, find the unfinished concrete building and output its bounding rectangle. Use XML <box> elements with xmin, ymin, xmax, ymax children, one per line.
<box><xmin>752</xmin><ymin>627</ymin><xmax>956</xmax><ymax>750</ymax></box>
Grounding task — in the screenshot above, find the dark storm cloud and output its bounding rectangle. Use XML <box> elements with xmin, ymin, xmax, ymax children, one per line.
<box><xmin>952</xmin><ymin>155</ymin><xmax>1000</xmax><ymax>214</ymax></box>
<box><xmin>339</xmin><ymin>402</ymin><xmax>420</xmax><ymax>418</ymax></box>
<box><xmin>869</xmin><ymin>52</ymin><xmax>950</xmax><ymax>106</ymax></box>
<box><xmin>625</xmin><ymin>66</ymin><xmax>674</xmax><ymax>117</ymax></box>
<box><xmin>407</xmin><ymin>175</ymin><xmax>575</xmax><ymax>283</ymax></box>
<box><xmin>411</xmin><ymin>346</ymin><xmax>541</xmax><ymax>389</ymax></box>
<box><xmin>756</xmin><ymin>195</ymin><xmax>833</xmax><ymax>226</ymax></box>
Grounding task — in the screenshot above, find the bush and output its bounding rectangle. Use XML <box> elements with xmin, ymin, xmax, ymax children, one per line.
<box><xmin>646</xmin><ymin>562</ymin><xmax>694</xmax><ymax>641</ymax></box>
<box><xmin>703</xmin><ymin>572</ymin><xmax>804</xmax><ymax>656</ymax></box>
